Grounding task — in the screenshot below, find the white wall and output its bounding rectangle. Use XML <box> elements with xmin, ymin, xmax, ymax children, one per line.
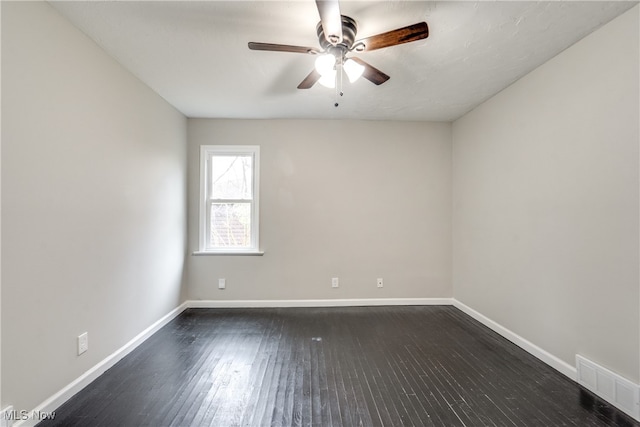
<box><xmin>452</xmin><ymin>5</ymin><xmax>639</xmax><ymax>383</ymax></box>
<box><xmin>188</xmin><ymin>119</ymin><xmax>452</xmax><ymax>301</ymax></box>
<box><xmin>1</xmin><ymin>1</ymin><xmax>187</xmax><ymax>413</ymax></box>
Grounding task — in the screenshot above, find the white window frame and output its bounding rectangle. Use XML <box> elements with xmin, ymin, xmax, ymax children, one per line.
<box><xmin>197</xmin><ymin>145</ymin><xmax>261</xmax><ymax>255</ymax></box>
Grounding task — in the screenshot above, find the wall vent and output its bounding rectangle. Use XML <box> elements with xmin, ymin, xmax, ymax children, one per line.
<box><xmin>576</xmin><ymin>355</ymin><xmax>639</xmax><ymax>421</ymax></box>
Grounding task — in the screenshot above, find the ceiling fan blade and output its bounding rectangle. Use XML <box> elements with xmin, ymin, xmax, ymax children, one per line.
<box><xmin>248</xmin><ymin>42</ymin><xmax>320</xmax><ymax>54</ymax></box>
<box><xmin>355</xmin><ymin>22</ymin><xmax>429</xmax><ymax>52</ymax></box>
<box><xmin>350</xmin><ymin>57</ymin><xmax>390</xmax><ymax>85</ymax></box>
<box><xmin>316</xmin><ymin>0</ymin><xmax>343</xmax><ymax>45</ymax></box>
<box><xmin>297</xmin><ymin>69</ymin><xmax>322</xmax><ymax>89</ymax></box>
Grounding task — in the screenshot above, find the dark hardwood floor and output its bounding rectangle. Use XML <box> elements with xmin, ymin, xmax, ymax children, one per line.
<box><xmin>39</xmin><ymin>306</ymin><xmax>638</xmax><ymax>426</ymax></box>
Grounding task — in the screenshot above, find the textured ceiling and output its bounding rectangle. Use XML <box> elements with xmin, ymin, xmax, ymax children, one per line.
<box><xmin>50</xmin><ymin>1</ymin><xmax>636</xmax><ymax>121</ymax></box>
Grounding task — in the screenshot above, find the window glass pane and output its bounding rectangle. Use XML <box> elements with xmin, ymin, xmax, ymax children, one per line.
<box><xmin>210</xmin><ymin>203</ymin><xmax>251</xmax><ymax>247</ymax></box>
<box><xmin>211</xmin><ymin>155</ymin><xmax>252</xmax><ymax>199</ymax></box>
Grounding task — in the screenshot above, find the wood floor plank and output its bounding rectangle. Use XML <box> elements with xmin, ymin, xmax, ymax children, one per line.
<box><xmin>277</xmin><ymin>347</ymin><xmax>297</xmax><ymax>427</ymax></box>
<box><xmin>38</xmin><ymin>306</ymin><xmax>639</xmax><ymax>427</ymax></box>
<box><xmin>330</xmin><ymin>324</ymin><xmax>372</xmax><ymax>427</ymax></box>
<box><xmin>267</xmin><ymin>331</ymin><xmax>293</xmax><ymax>427</ymax></box>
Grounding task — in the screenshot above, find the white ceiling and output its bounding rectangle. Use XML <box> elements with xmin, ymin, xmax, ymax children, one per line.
<box><xmin>50</xmin><ymin>1</ymin><xmax>636</xmax><ymax>121</ymax></box>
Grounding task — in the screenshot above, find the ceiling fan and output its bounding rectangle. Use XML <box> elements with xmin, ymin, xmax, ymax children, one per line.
<box><xmin>248</xmin><ymin>0</ymin><xmax>429</xmax><ymax>91</ymax></box>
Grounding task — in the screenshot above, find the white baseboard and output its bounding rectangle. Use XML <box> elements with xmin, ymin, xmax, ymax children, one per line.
<box><xmin>576</xmin><ymin>354</ymin><xmax>640</xmax><ymax>421</ymax></box>
<box><xmin>14</xmin><ymin>302</ymin><xmax>189</xmax><ymax>427</ymax></box>
<box><xmin>186</xmin><ymin>297</ymin><xmax>454</xmax><ymax>308</ymax></box>
<box><xmin>452</xmin><ymin>300</ymin><xmax>577</xmax><ymax>380</ymax></box>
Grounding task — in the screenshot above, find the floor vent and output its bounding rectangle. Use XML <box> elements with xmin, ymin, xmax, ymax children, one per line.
<box><xmin>576</xmin><ymin>355</ymin><xmax>639</xmax><ymax>421</ymax></box>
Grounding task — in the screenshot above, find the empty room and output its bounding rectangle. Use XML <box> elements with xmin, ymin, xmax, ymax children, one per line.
<box><xmin>1</xmin><ymin>1</ymin><xmax>639</xmax><ymax>426</ymax></box>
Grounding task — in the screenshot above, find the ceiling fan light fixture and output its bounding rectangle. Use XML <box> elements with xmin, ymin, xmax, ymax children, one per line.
<box><xmin>315</xmin><ymin>53</ymin><xmax>336</xmax><ymax>76</ymax></box>
<box><xmin>343</xmin><ymin>58</ymin><xmax>365</xmax><ymax>83</ymax></box>
<box><xmin>248</xmin><ymin>0</ymin><xmax>430</xmax><ymax>92</ymax></box>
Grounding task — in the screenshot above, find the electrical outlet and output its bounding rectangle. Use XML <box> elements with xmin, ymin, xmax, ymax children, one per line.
<box><xmin>377</xmin><ymin>278</ymin><xmax>384</xmax><ymax>288</ymax></box>
<box><xmin>78</xmin><ymin>332</ymin><xmax>88</xmax><ymax>355</ymax></box>
<box><xmin>331</xmin><ymin>277</ymin><xmax>339</xmax><ymax>288</ymax></box>
<box><xmin>218</xmin><ymin>278</ymin><xmax>226</xmax><ymax>289</ymax></box>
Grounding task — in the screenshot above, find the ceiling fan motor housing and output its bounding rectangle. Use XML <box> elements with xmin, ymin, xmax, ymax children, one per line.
<box><xmin>316</xmin><ymin>15</ymin><xmax>357</xmax><ymax>53</ymax></box>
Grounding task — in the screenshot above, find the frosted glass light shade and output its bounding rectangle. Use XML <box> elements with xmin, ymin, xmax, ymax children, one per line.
<box><xmin>315</xmin><ymin>54</ymin><xmax>336</xmax><ymax>76</ymax></box>
<box><xmin>318</xmin><ymin>70</ymin><xmax>336</xmax><ymax>88</ymax></box>
<box><xmin>344</xmin><ymin>58</ymin><xmax>365</xmax><ymax>83</ymax></box>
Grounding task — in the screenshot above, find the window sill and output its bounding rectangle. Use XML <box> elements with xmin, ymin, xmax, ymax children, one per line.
<box><xmin>192</xmin><ymin>251</ymin><xmax>264</xmax><ymax>256</ymax></box>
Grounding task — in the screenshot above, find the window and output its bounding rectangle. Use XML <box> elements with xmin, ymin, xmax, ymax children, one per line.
<box><xmin>198</xmin><ymin>145</ymin><xmax>260</xmax><ymax>254</ymax></box>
